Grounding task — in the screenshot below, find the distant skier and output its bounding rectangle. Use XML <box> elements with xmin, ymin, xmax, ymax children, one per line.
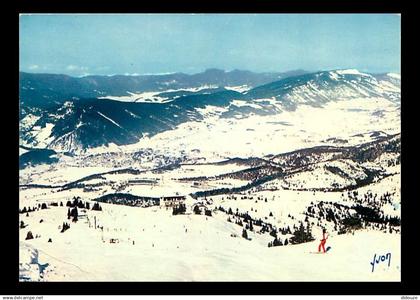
<box><xmin>318</xmin><ymin>228</ymin><xmax>328</xmax><ymax>253</ymax></box>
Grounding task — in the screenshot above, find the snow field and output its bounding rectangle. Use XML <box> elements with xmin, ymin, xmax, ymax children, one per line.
<box><xmin>19</xmin><ymin>201</ymin><xmax>400</xmax><ymax>281</ymax></box>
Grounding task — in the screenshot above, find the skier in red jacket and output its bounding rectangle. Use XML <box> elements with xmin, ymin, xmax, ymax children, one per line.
<box><xmin>318</xmin><ymin>228</ymin><xmax>328</xmax><ymax>253</ymax></box>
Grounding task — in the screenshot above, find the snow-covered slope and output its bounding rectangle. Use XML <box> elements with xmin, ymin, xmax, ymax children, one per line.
<box><xmin>19</xmin><ymin>201</ymin><xmax>400</xmax><ymax>281</ymax></box>
<box><xmin>97</xmin><ymin>85</ymin><xmax>220</xmax><ymax>103</ymax></box>
<box><xmin>245</xmin><ymin>70</ymin><xmax>400</xmax><ymax>108</ymax></box>
<box><xmin>19</xmin><ymin>68</ymin><xmax>401</xmax><ymax>282</ymax></box>
<box><xmin>19</xmin><ymin>69</ymin><xmax>400</xmax><ymax>154</ymax></box>
<box><xmin>98</xmin><ymin>96</ymin><xmax>399</xmax><ymax>163</ymax></box>
<box><xmin>19</xmin><ymin>135</ymin><xmax>401</xmax><ymax>281</ymax></box>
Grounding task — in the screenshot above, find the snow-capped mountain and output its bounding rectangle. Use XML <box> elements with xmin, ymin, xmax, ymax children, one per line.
<box><xmin>20</xmin><ymin>90</ymin><xmax>243</xmax><ymax>151</ymax></box>
<box><xmin>245</xmin><ymin>69</ymin><xmax>400</xmax><ymax>109</ymax></box>
<box><xmin>19</xmin><ymin>69</ymin><xmax>400</xmax><ymax>154</ymax></box>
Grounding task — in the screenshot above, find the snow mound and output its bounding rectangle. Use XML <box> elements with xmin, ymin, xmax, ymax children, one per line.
<box><xmin>335</xmin><ymin>69</ymin><xmax>370</xmax><ymax>76</ymax></box>
<box><xmin>387</xmin><ymin>73</ymin><xmax>401</xmax><ymax>80</ymax></box>
<box><xmin>225</xmin><ymin>85</ymin><xmax>251</xmax><ymax>93</ymax></box>
<box><xmin>19</xmin><ymin>243</ymin><xmax>44</xmax><ymax>281</ymax></box>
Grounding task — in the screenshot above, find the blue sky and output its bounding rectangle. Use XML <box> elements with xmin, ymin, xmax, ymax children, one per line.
<box><xmin>19</xmin><ymin>14</ymin><xmax>401</xmax><ymax>76</ymax></box>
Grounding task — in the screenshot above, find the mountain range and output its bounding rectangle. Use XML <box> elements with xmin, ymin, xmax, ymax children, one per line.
<box><xmin>19</xmin><ymin>68</ymin><xmax>400</xmax><ymax>155</ymax></box>
<box><xmin>20</xmin><ymin>68</ymin><xmax>308</xmax><ymax>109</ymax></box>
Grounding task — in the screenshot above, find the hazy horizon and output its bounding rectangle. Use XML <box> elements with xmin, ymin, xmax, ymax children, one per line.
<box><xmin>19</xmin><ymin>66</ymin><xmax>400</xmax><ymax>78</ymax></box>
<box><xmin>19</xmin><ymin>14</ymin><xmax>401</xmax><ymax>77</ymax></box>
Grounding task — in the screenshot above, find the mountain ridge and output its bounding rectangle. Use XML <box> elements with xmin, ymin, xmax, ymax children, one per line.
<box><xmin>19</xmin><ymin>68</ymin><xmax>309</xmax><ymax>109</ymax></box>
<box><xmin>19</xmin><ymin>69</ymin><xmax>400</xmax><ymax>153</ymax></box>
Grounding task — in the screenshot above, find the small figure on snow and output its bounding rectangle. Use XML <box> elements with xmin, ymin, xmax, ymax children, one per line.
<box><xmin>318</xmin><ymin>228</ymin><xmax>328</xmax><ymax>253</ymax></box>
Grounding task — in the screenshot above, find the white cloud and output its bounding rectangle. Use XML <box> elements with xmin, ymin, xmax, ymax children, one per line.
<box><xmin>66</xmin><ymin>65</ymin><xmax>89</xmax><ymax>71</ymax></box>
<box><xmin>28</xmin><ymin>64</ymin><xmax>39</xmax><ymax>70</ymax></box>
<box><xmin>77</xmin><ymin>73</ymin><xmax>91</xmax><ymax>78</ymax></box>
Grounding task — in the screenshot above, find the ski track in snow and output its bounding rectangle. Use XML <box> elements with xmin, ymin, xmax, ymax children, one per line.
<box><xmin>96</xmin><ymin>111</ymin><xmax>124</xmax><ymax>129</ymax></box>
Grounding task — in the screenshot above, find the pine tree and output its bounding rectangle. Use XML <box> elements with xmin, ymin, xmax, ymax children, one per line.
<box><xmin>71</xmin><ymin>207</ymin><xmax>78</xmax><ymax>222</ymax></box>
<box><xmin>273</xmin><ymin>237</ymin><xmax>283</xmax><ymax>247</ymax></box>
<box><xmin>242</xmin><ymin>228</ymin><xmax>248</xmax><ymax>240</ymax></box>
<box><xmin>193</xmin><ymin>205</ymin><xmax>201</xmax><ymax>215</ymax></box>
<box><xmin>306</xmin><ymin>222</ymin><xmax>314</xmax><ymax>241</ymax></box>
<box><xmin>289</xmin><ymin>222</ymin><xmax>315</xmax><ymax>244</ymax></box>
<box><xmin>92</xmin><ymin>202</ymin><xmax>102</xmax><ymax>211</ymax></box>
<box><xmin>25</xmin><ymin>231</ymin><xmax>34</xmax><ymax>240</ymax></box>
<box><xmin>270</xmin><ymin>228</ymin><xmax>277</xmax><ymax>238</ymax></box>
<box><xmin>61</xmin><ymin>222</ymin><xmax>70</xmax><ymax>233</ymax></box>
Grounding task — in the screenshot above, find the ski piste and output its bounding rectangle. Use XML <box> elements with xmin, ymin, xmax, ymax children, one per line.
<box><xmin>310</xmin><ymin>246</ymin><xmax>331</xmax><ymax>254</ymax></box>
